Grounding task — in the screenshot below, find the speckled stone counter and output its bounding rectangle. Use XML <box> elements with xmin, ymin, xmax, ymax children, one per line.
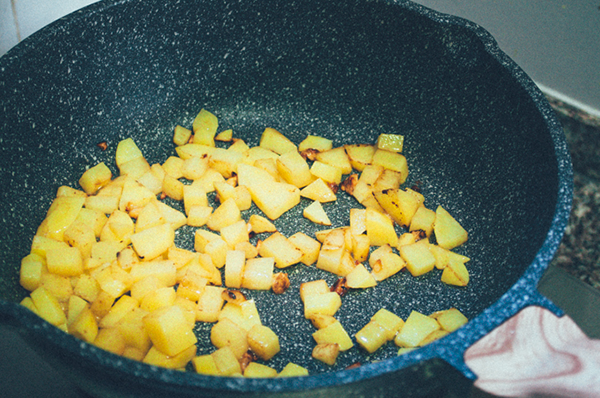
<box><xmin>548</xmin><ymin>97</ymin><xmax>600</xmax><ymax>291</ymax></box>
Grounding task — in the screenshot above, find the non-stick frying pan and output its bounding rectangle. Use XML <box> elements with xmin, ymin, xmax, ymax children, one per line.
<box><xmin>0</xmin><ymin>0</ymin><xmax>572</xmax><ymax>397</ymax></box>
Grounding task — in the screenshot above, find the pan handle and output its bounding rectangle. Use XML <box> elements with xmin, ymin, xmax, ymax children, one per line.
<box><xmin>463</xmin><ymin>298</ymin><xmax>600</xmax><ymax>397</ymax></box>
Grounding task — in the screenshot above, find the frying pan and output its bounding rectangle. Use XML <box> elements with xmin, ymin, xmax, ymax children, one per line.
<box><xmin>0</xmin><ymin>0</ymin><xmax>572</xmax><ymax>397</ymax></box>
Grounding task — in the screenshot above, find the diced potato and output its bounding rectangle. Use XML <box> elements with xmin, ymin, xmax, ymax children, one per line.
<box><xmin>257</xmin><ymin>232</ymin><xmax>303</xmax><ymax>268</ymax></box>
<box><xmin>75</xmin><ymin>208</ymin><xmax>108</xmax><ymax>238</ymax></box>
<box><xmin>277</xmin><ymin>149</ymin><xmax>315</xmax><ymax>188</ymax></box>
<box><xmin>434</xmin><ymin>206</ymin><xmax>468</xmax><ymax>250</ymax></box>
<box><xmin>220</xmin><ymin>220</ymin><xmax>249</xmax><ymax>248</ymax></box>
<box><xmin>242</xmin><ymin>257</ymin><xmax>275</xmax><ymax>290</ymax></box>
<box><xmin>209</xmin><ymin>147</ymin><xmax>244</xmax><ymax>178</ymax></box>
<box><xmin>371</xmin><ymin>308</ymin><xmax>405</xmax><ymax>340</ymax></box>
<box><xmin>143</xmin><ymin>344</ymin><xmax>197</xmax><ymax>369</ymax></box>
<box><xmin>299</xmin><ymin>280</ymin><xmax>330</xmax><ymax>302</ymax></box>
<box><xmin>288</xmin><ymin>232</ymin><xmax>321</xmax><ymax>265</ymax></box>
<box><xmin>374</xmin><ymin>188</ymin><xmax>423</xmax><ymax>228</ymax></box>
<box><xmin>312</xmin><ymin>320</ymin><xmax>353</xmax><ymax>351</ymax></box>
<box><xmin>216</xmin><ymin>129</ymin><xmax>233</xmax><ymax>142</ymax></box>
<box><xmin>440</xmin><ymin>258</ymin><xmax>470</xmax><ymax>286</ymax></box>
<box><xmin>399</xmin><ymin>240</ymin><xmax>436</xmax><ymax>277</ymax></box>
<box><xmin>46</xmin><ymin>246</ymin><xmax>83</xmax><ymax>277</ymax></box>
<box><xmin>130</xmin><ymin>223</ymin><xmax>174</xmax><ymax>261</ymax></box>
<box><xmin>345</xmin><ymin>263</ymin><xmax>377</xmax><ymax>289</ymax></box>
<box><xmin>429</xmin><ymin>308</ymin><xmax>468</xmax><ymax>332</ymax></box>
<box><xmin>119</xmin><ymin>156</ymin><xmax>150</xmax><ymax>181</ymax></box>
<box><xmin>298</xmin><ymin>135</ymin><xmax>333</xmax><ymax>153</ymax></box>
<box><xmin>355</xmin><ymin>321</ymin><xmax>388</xmax><ymax>354</ymax></box>
<box><xmin>376</xmin><ymin>133</ymin><xmax>404</xmax><ymax>153</ymax></box>
<box><xmin>278</xmin><ymin>362</ymin><xmax>310</xmax><ymax>377</ymax></box>
<box><xmin>303</xmin><ymin>292</ymin><xmax>342</xmax><ymax>319</ymax></box>
<box><xmin>30</xmin><ymin>286</ymin><xmax>66</xmax><ymax>326</ymax></box>
<box><xmin>303</xmin><ymin>201</ymin><xmax>332</xmax><ymax>226</ymax></box>
<box><xmin>429</xmin><ymin>244</ymin><xmax>470</xmax><ymax>270</ymax></box>
<box><xmin>143</xmin><ymin>305</ymin><xmax>198</xmax><ymax>356</ymax></box>
<box><xmin>394</xmin><ymin>310</ymin><xmax>440</xmax><ymax>348</ymax></box>
<box><xmin>315</xmin><ymin>147</ymin><xmax>353</xmax><ymax>175</ymax></box>
<box><xmin>365</xmin><ymin>207</ymin><xmax>397</xmax><ymax>247</ymax></box>
<box><xmin>310</xmin><ymin>161</ymin><xmax>342</xmax><ymax>185</ymax></box>
<box><xmin>129</xmin><ymin>259</ymin><xmax>177</xmax><ymax>287</ymax></box>
<box><xmin>175</xmin><ymin>143</ymin><xmax>215</xmax><ymax>160</ymax></box>
<box><xmin>248</xmin><ymin>214</ymin><xmax>277</xmax><ymax>234</ymax></box>
<box><xmin>225</xmin><ymin>250</ymin><xmax>245</xmax><ymax>289</ymax></box>
<box><xmin>373</xmin><ymin>169</ymin><xmax>404</xmax><ymax>192</ymax></box>
<box><xmin>308</xmin><ymin>314</ymin><xmax>338</xmax><ymax>330</ymax></box>
<box><xmin>204</xmin><ymin>237</ymin><xmax>229</xmax><ymax>269</ymax></box>
<box><xmin>173</xmin><ymin>125</ymin><xmax>192</xmax><ymax>146</ymax></box>
<box><xmin>196</xmin><ymin>286</ymin><xmax>226</xmax><ymax>323</ymax></box>
<box><xmin>370</xmin><ymin>251</ymin><xmax>405</xmax><ymax>282</ymax></box>
<box><xmin>192</xmin><ymin>354</ymin><xmax>221</xmax><ymax>375</ymax></box>
<box><xmin>344</xmin><ymin>144</ymin><xmax>376</xmax><ymax>171</ymax></box>
<box><xmin>244</xmin><ymin>362</ymin><xmax>278</xmax><ymax>378</ymax></box>
<box><xmin>79</xmin><ymin>162</ymin><xmax>113</xmax><ymax>195</ymax></box>
<box><xmin>247</xmin><ymin>324</ymin><xmax>280</xmax><ymax>360</ymax></box>
<box><xmin>42</xmin><ymin>196</ymin><xmax>86</xmax><ymax>241</ymax></box>
<box><xmin>300</xmin><ymin>178</ymin><xmax>337</xmax><ymax>203</ymax></box>
<box><xmin>19</xmin><ymin>253</ymin><xmax>45</xmax><ymax>292</ymax></box>
<box><xmin>210</xmin><ymin>317</ymin><xmax>249</xmax><ymax>359</ymax></box>
<box><xmin>211</xmin><ymin>346</ymin><xmax>242</xmax><ymax>376</ymax></box>
<box><xmin>93</xmin><ymin>327</ymin><xmax>127</xmax><ymax>355</ymax></box>
<box><xmin>409</xmin><ymin>206</ymin><xmax>436</xmax><ymax>237</ymax></box>
<box><xmin>206</xmin><ymin>197</ymin><xmax>241</xmax><ymax>232</ymax></box>
<box><xmin>312</xmin><ymin>343</ymin><xmax>339</xmax><ymax>366</ymax></box>
<box><xmin>352</xmin><ymin>234</ymin><xmax>371</xmax><ymax>263</ymax></box>
<box><xmin>99</xmin><ymin>294</ymin><xmax>139</xmax><ymax>328</ymax></box>
<box><xmin>371</xmin><ymin>149</ymin><xmax>408</xmax><ymax>182</ymax></box>
<box><xmin>192</xmin><ymin>109</ymin><xmax>218</xmax><ymax>146</ymax></box>
<box><xmin>68</xmin><ymin>307</ymin><xmax>98</xmax><ymax>343</ymax></box>
<box><xmin>259</xmin><ymin>127</ymin><xmax>297</xmax><ymax>155</ymax></box>
<box><xmin>140</xmin><ymin>286</ymin><xmax>176</xmax><ymax>312</ymax></box>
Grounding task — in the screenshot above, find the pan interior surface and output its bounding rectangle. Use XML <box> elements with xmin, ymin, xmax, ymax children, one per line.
<box><xmin>0</xmin><ymin>0</ymin><xmax>568</xmax><ymax>392</ymax></box>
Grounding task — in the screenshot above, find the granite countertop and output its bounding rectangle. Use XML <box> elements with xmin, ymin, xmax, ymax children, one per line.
<box><xmin>547</xmin><ymin>97</ymin><xmax>600</xmax><ymax>291</ymax></box>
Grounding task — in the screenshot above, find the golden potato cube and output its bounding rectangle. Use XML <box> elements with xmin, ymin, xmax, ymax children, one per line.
<box><xmin>130</xmin><ymin>223</ymin><xmax>175</xmax><ymax>261</ymax></box>
<box><xmin>192</xmin><ymin>354</ymin><xmax>220</xmax><ymax>375</ymax></box>
<box><xmin>225</xmin><ymin>250</ymin><xmax>246</xmax><ymax>289</ymax></box>
<box><xmin>344</xmin><ymin>144</ymin><xmax>376</xmax><ymax>171</ymax></box>
<box><xmin>90</xmin><ymin>290</ymin><xmax>116</xmax><ymax>319</ymax></box>
<box><xmin>143</xmin><ymin>305</ymin><xmax>198</xmax><ymax>356</ymax></box>
<box><xmin>371</xmin><ymin>308</ymin><xmax>404</xmax><ymax>340</ymax></box>
<box><xmin>204</xmin><ymin>237</ymin><xmax>229</xmax><ymax>269</ymax></box>
<box><xmin>346</xmin><ymin>263</ymin><xmax>377</xmax><ymax>289</ymax></box>
<box><xmin>259</xmin><ymin>127</ymin><xmax>297</xmax><ymax>155</ymax></box>
<box><xmin>210</xmin><ymin>317</ymin><xmax>249</xmax><ymax>359</ymax></box>
<box><xmin>399</xmin><ymin>240</ymin><xmax>436</xmax><ymax>277</ymax></box>
<box><xmin>371</xmin><ymin>251</ymin><xmax>405</xmax><ymax>282</ymax></box>
<box><xmin>68</xmin><ymin>307</ymin><xmax>98</xmax><ymax>343</ymax></box>
<box><xmin>211</xmin><ymin>346</ymin><xmax>242</xmax><ymax>376</ymax></box>
<box><xmin>114</xmin><ymin>138</ymin><xmax>143</xmax><ymax>167</ymax></box>
<box><xmin>216</xmin><ymin>129</ymin><xmax>233</xmax><ymax>142</ymax></box>
<box><xmin>304</xmin><ymin>292</ymin><xmax>342</xmax><ymax>319</ymax></box>
<box><xmin>140</xmin><ymin>286</ymin><xmax>177</xmax><ymax>312</ymax></box>
<box><xmin>135</xmin><ymin>201</ymin><xmax>165</xmax><ymax>233</ymax></box>
<box><xmin>20</xmin><ymin>297</ymin><xmax>38</xmax><ymax>315</ymax></box>
<box><xmin>175</xmin><ymin>143</ymin><xmax>215</xmax><ymax>160</ymax></box>
<box><xmin>19</xmin><ymin>253</ymin><xmax>45</xmax><ymax>292</ymax></box>
<box><xmin>371</xmin><ymin>149</ymin><xmax>408</xmax><ymax>181</ymax></box>
<box><xmin>137</xmin><ymin>169</ymin><xmax>164</xmax><ymax>195</ymax></box>
<box><xmin>394</xmin><ymin>310</ymin><xmax>441</xmax><ymax>348</ymax></box>
<box><xmin>194</xmin><ymin>228</ymin><xmax>221</xmax><ymax>252</ymax></box>
<box><xmin>303</xmin><ymin>200</ymin><xmax>332</xmax><ymax>226</ymax></box>
<box><xmin>276</xmin><ymin>150</ymin><xmax>315</xmax><ymax>188</ymax></box>
<box><xmin>409</xmin><ymin>206</ymin><xmax>436</xmax><ymax>237</ymax></box>
<box><xmin>155</xmin><ymin>201</ymin><xmax>187</xmax><ymax>230</ymax></box>
<box><xmin>376</xmin><ymin>133</ymin><xmax>404</xmax><ymax>152</ymax></box>
<box><xmin>38</xmin><ymin>271</ymin><xmax>72</xmax><ymax>302</ymax></box>
<box><xmin>247</xmin><ymin>324</ymin><xmax>280</xmax><ymax>361</ymax></box>
<box><xmin>373</xmin><ymin>188</ymin><xmax>422</xmax><ymax>228</ymax></box>
<box><xmin>316</xmin><ymin>247</ymin><xmax>345</xmax><ymax>275</ymax></box>
<box><xmin>119</xmin><ymin>178</ymin><xmax>155</xmax><ymax>215</ymax></box>
<box><xmin>42</xmin><ymin>196</ymin><xmax>86</xmax><ymax>241</ymax></box>
<box><xmin>349</xmin><ymin>208</ymin><xmax>367</xmax><ymax>236</ymax></box>
<box><xmin>440</xmin><ymin>258</ymin><xmax>470</xmax><ymax>286</ymax></box>
<box><xmin>308</xmin><ymin>314</ymin><xmax>338</xmax><ymax>330</ymax></box>
<box><xmin>300</xmin><ymin>178</ymin><xmax>337</xmax><ymax>203</ymax></box>
<box><xmin>94</xmin><ymin>264</ymin><xmax>133</xmax><ymax>298</ymax></box>
<box><xmin>196</xmin><ymin>286</ymin><xmax>226</xmax><ymax>323</ymax></box>
<box><xmin>183</xmin><ymin>183</ymin><xmax>208</xmax><ymax>215</ymax></box>
<box><xmin>75</xmin><ymin>208</ymin><xmax>107</xmax><ymax>238</ymax></box>
<box><xmin>298</xmin><ymin>134</ymin><xmax>333</xmax><ymax>153</ymax></box>
<box><xmin>63</xmin><ymin>220</ymin><xmax>96</xmax><ymax>259</ymax></box>
<box><xmin>240</xmin><ymin>168</ymin><xmax>301</xmax><ymax>220</ymax></box>
<box><xmin>288</xmin><ymin>232</ymin><xmax>321</xmax><ymax>266</ymax></box>
<box><xmin>143</xmin><ymin>344</ymin><xmax>197</xmax><ymax>369</ymax></box>
<box><xmin>315</xmin><ymin>146</ymin><xmax>353</xmax><ymax>175</ymax></box>
<box><xmin>312</xmin><ymin>343</ymin><xmax>339</xmax><ymax>366</ymax></box>
<box><xmin>278</xmin><ymin>362</ymin><xmax>309</xmax><ymax>377</ymax></box>
<box><xmin>373</xmin><ymin>169</ymin><xmax>404</xmax><ymax>192</ymax></box>
<box><xmin>46</xmin><ymin>246</ymin><xmax>83</xmax><ymax>277</ymax></box>
<box><xmin>192</xmin><ymin>109</ymin><xmax>218</xmax><ymax>146</ymax></box>
<box><xmin>434</xmin><ymin>206</ymin><xmax>468</xmax><ymax>250</ymax></box>
<box><xmin>93</xmin><ymin>327</ymin><xmax>127</xmax><ymax>355</ymax></box>
<box><xmin>352</xmin><ymin>234</ymin><xmax>370</xmax><ymax>263</ymax></box>
<box><xmin>177</xmin><ymin>267</ymin><xmax>208</xmax><ymax>302</ymax></box>
<box><xmin>117</xmin><ymin>307</ymin><xmax>152</xmax><ymax>353</ymax></box>
<box><xmin>162</xmin><ymin>156</ymin><xmax>185</xmax><ymax>179</ymax></box>
<box><xmin>220</xmin><ymin>220</ymin><xmax>249</xmax><ymax>248</ymax></box>
<box><xmin>429</xmin><ymin>244</ymin><xmax>470</xmax><ymax>270</ymax></box>
<box><xmin>253</xmin><ymin>157</ymin><xmax>282</xmax><ymax>181</ymax></box>
<box><xmin>182</xmin><ymin>155</ymin><xmax>209</xmax><ymax>180</ymax></box>
<box><xmin>119</xmin><ymin>156</ymin><xmax>150</xmax><ymax>180</ymax></box>
<box><xmin>365</xmin><ymin>207</ymin><xmax>397</xmax><ymax>247</ymax></box>
<box><xmin>99</xmin><ymin>294</ymin><xmax>139</xmax><ymax>329</ymax></box>
<box><xmin>79</xmin><ymin>162</ymin><xmax>112</xmax><ymax>195</ymax></box>
<box><xmin>209</xmin><ymin>147</ymin><xmax>244</xmax><ymax>178</ymax></box>
<box><xmin>248</xmin><ymin>214</ymin><xmax>277</xmax><ymax>234</ymax></box>
<box><xmin>299</xmin><ymin>280</ymin><xmax>330</xmax><ymax>302</ymax></box>
<box><xmin>258</xmin><ymin>232</ymin><xmax>303</xmax><ymax>268</ymax></box>
<box><xmin>84</xmin><ymin>195</ymin><xmax>119</xmax><ymax>215</ymax></box>
<box><xmin>206</xmin><ymin>197</ymin><xmax>241</xmax><ymax>232</ymax></box>
<box><xmin>429</xmin><ymin>308</ymin><xmax>468</xmax><ymax>332</ymax></box>
<box><xmin>173</xmin><ymin>125</ymin><xmax>192</xmax><ymax>146</ymax></box>
<box><xmin>355</xmin><ymin>321</ymin><xmax>388</xmax><ymax>354</ymax></box>
<box><xmin>312</xmin><ymin>320</ymin><xmax>353</xmax><ymax>351</ymax></box>
<box><xmin>161</xmin><ymin>174</ymin><xmax>184</xmax><ymax>201</ymax></box>
<box><xmin>310</xmin><ymin>160</ymin><xmax>342</xmax><ymax>185</ymax></box>
<box><xmin>56</xmin><ymin>185</ymin><xmax>87</xmax><ymax>198</ymax></box>
<box><xmin>66</xmin><ymin>294</ymin><xmax>88</xmax><ymax>327</ymax></box>
<box><xmin>30</xmin><ymin>286</ymin><xmax>66</xmax><ymax>326</ymax></box>
<box><xmin>242</xmin><ymin>257</ymin><xmax>275</xmax><ymax>290</ymax></box>
<box><xmin>244</xmin><ymin>362</ymin><xmax>278</xmax><ymax>378</ymax></box>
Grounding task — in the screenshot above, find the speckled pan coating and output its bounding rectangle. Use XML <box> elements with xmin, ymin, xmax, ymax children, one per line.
<box><xmin>0</xmin><ymin>0</ymin><xmax>572</xmax><ymax>397</ymax></box>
